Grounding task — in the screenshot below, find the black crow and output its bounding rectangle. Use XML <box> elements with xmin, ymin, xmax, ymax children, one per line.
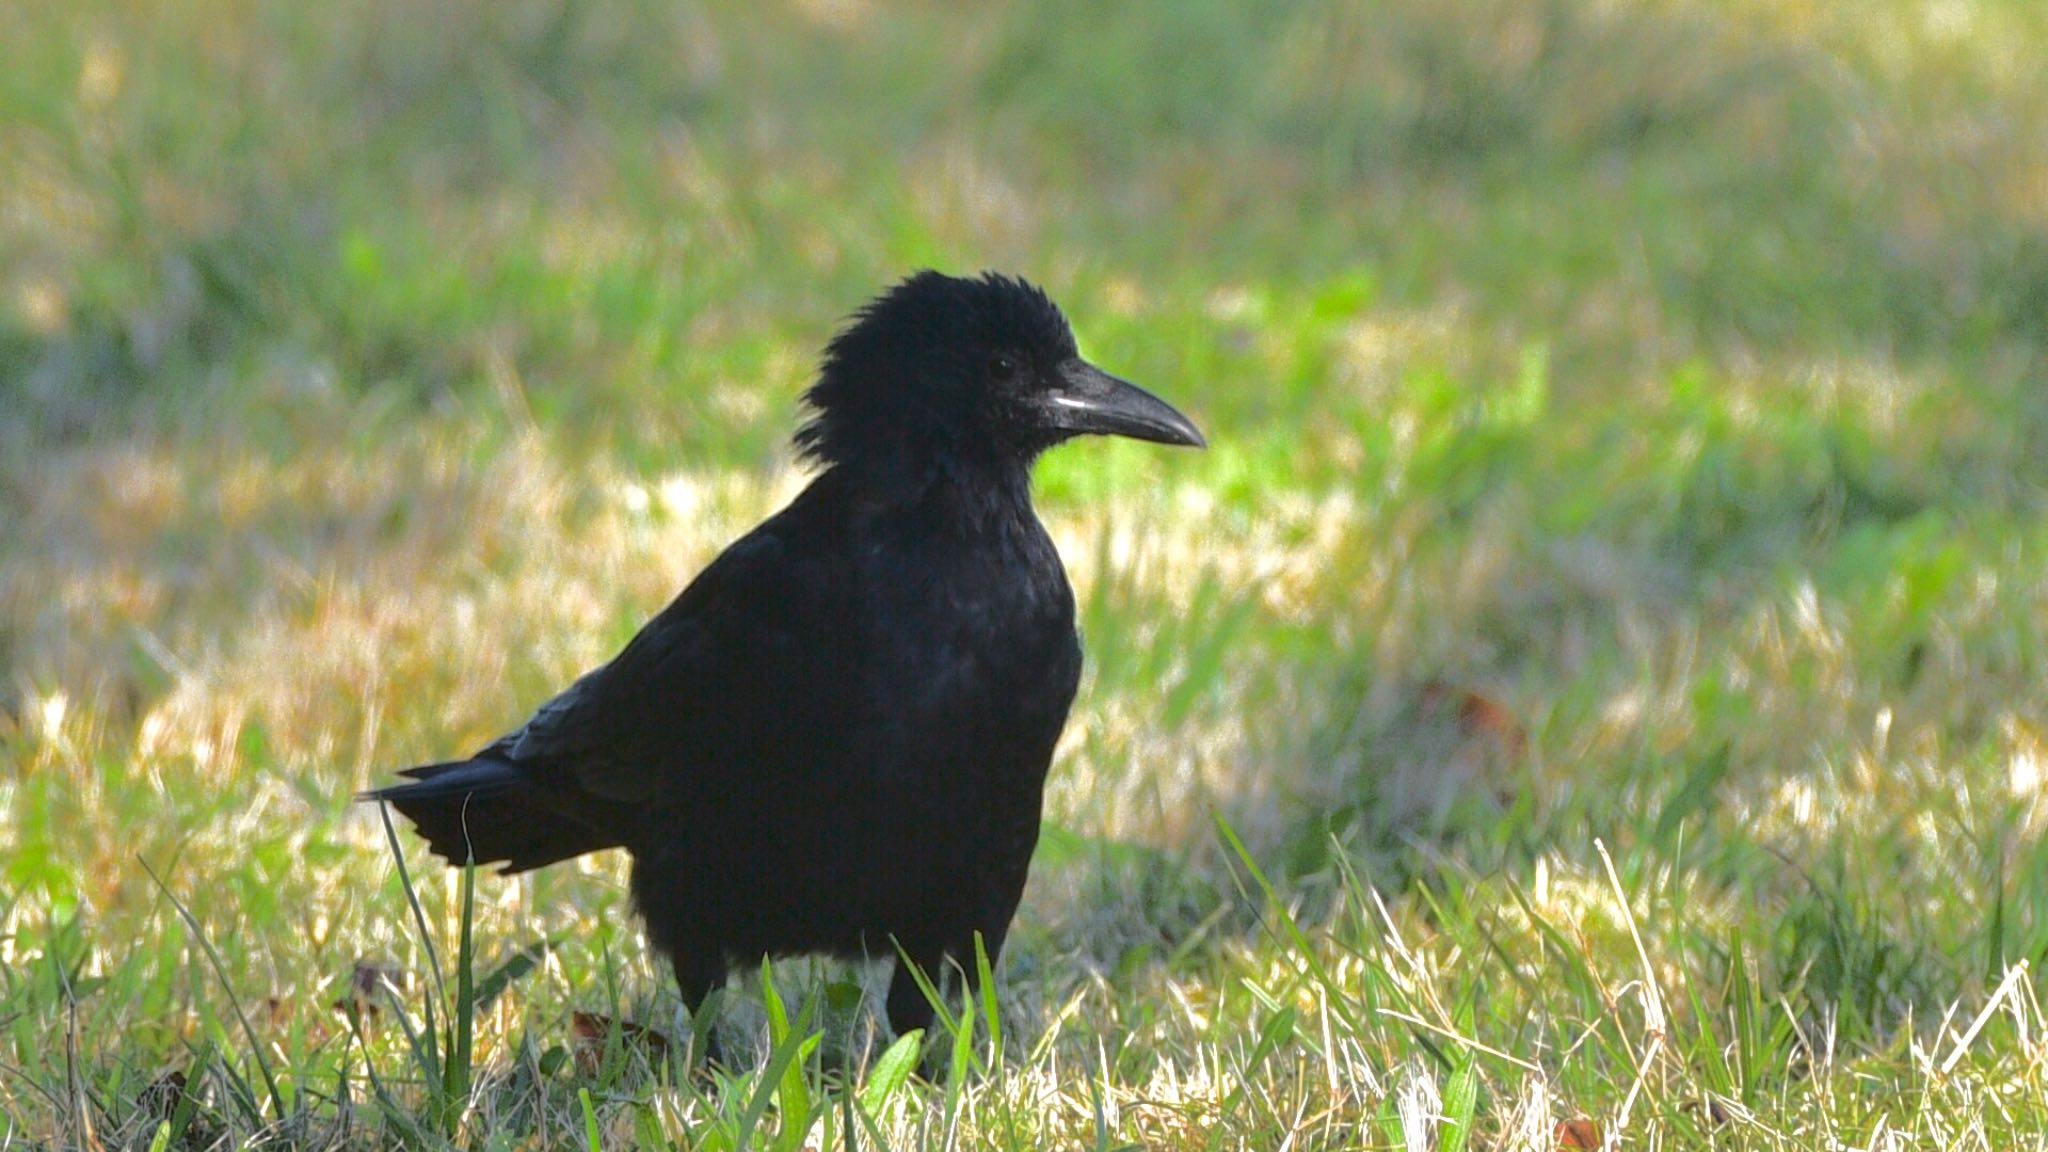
<box><xmin>364</xmin><ymin>270</ymin><xmax>1204</xmax><ymax>1047</ymax></box>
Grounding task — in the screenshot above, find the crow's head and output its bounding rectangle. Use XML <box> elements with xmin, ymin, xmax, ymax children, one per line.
<box><xmin>797</xmin><ymin>271</ymin><xmax>1203</xmax><ymax>486</ymax></box>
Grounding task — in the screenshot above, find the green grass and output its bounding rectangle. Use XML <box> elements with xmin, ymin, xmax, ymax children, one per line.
<box><xmin>7</xmin><ymin>0</ymin><xmax>2048</xmax><ymax>1146</ymax></box>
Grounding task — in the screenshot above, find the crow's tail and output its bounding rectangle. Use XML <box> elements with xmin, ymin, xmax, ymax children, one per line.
<box><xmin>360</xmin><ymin>758</ymin><xmax>619</xmax><ymax>873</ymax></box>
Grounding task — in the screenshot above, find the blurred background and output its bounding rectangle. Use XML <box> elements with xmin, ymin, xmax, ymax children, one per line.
<box><xmin>6</xmin><ymin>0</ymin><xmax>2048</xmax><ymax>1145</ymax></box>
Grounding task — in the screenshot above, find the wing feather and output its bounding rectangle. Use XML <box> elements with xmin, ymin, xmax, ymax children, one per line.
<box><xmin>501</xmin><ymin>510</ymin><xmax>848</xmax><ymax>803</ymax></box>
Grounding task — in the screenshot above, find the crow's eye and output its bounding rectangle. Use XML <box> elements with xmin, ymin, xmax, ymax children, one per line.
<box><xmin>989</xmin><ymin>353</ymin><xmax>1020</xmax><ymax>382</ymax></box>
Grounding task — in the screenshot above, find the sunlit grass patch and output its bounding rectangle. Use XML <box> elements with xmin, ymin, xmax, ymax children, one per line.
<box><xmin>8</xmin><ymin>0</ymin><xmax>2048</xmax><ymax>1146</ymax></box>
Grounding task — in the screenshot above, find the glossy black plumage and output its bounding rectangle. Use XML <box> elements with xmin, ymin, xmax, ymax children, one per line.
<box><xmin>364</xmin><ymin>271</ymin><xmax>1203</xmax><ymax>1044</ymax></box>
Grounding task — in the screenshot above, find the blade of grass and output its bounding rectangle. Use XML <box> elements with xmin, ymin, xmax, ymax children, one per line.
<box><xmin>763</xmin><ymin>962</ymin><xmax>815</xmax><ymax>1152</ymax></box>
<box><xmin>1439</xmin><ymin>999</ymin><xmax>1479</xmax><ymax>1152</ymax></box>
<box><xmin>378</xmin><ymin>804</ymin><xmax>445</xmax><ymax>1085</ymax></box>
<box><xmin>972</xmin><ymin>933</ymin><xmax>1002</xmax><ymax>1063</ymax></box>
<box><xmin>440</xmin><ymin>860</ymin><xmax>476</xmax><ymax>1137</ymax></box>
<box><xmin>472</xmin><ymin>938</ymin><xmax>549</xmax><ymax>1014</ymax></box>
<box><xmin>344</xmin><ymin>1004</ymin><xmax>434</xmax><ymax>1148</ymax></box>
<box><xmin>1220</xmin><ymin>1005</ymin><xmax>1297</xmax><ymax>1120</ymax></box>
<box><xmin>1216</xmin><ymin>811</ymin><xmax>1408</xmax><ymax>1063</ymax></box>
<box><xmin>734</xmin><ymin>965</ymin><xmax>819</xmax><ymax>1152</ymax></box>
<box><xmin>858</xmin><ymin>1031</ymin><xmax>922</xmax><ymax>1121</ymax></box>
<box><xmin>138</xmin><ymin>857</ymin><xmax>288</xmax><ymax>1122</ymax></box>
<box><xmin>890</xmin><ymin>944</ymin><xmax>960</xmax><ymax>1041</ymax></box>
<box><xmin>580</xmin><ymin>1087</ymin><xmax>602</xmax><ymax>1152</ymax></box>
<box><xmin>377</xmin><ymin>803</ymin><xmax>447</xmax><ymax>1006</ymax></box>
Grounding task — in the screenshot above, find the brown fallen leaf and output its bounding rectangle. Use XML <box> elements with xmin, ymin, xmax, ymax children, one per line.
<box><xmin>571</xmin><ymin>1011</ymin><xmax>672</xmax><ymax>1076</ymax></box>
<box><xmin>137</xmin><ymin>1069</ymin><xmax>188</xmax><ymax>1121</ymax></box>
<box><xmin>1419</xmin><ymin>679</ymin><xmax>1527</xmax><ymax>757</ymax></box>
<box><xmin>1681</xmin><ymin>1097</ymin><xmax>1735</xmax><ymax>1126</ymax></box>
<box><xmin>1555</xmin><ymin>1116</ymin><xmax>1602</xmax><ymax>1148</ymax></box>
<box><xmin>333</xmin><ymin>959</ymin><xmax>405</xmax><ymax>1017</ymax></box>
<box><xmin>136</xmin><ymin>1067</ymin><xmax>222</xmax><ymax>1151</ymax></box>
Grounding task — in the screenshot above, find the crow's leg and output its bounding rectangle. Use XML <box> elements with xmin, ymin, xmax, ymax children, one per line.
<box><xmin>951</xmin><ymin>873</ymin><xmax>1023</xmax><ymax>1009</ymax></box>
<box><xmin>884</xmin><ymin>939</ymin><xmax>949</xmax><ymax>1040</ymax></box>
<box><xmin>672</xmin><ymin>949</ymin><xmax>729</xmax><ymax>1067</ymax></box>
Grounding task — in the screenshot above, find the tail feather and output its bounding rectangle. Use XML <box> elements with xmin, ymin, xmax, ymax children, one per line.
<box><xmin>363</xmin><ymin>758</ymin><xmax>524</xmax><ymax>802</ymax></box>
<box><xmin>362</xmin><ymin>757</ymin><xmax>620</xmax><ymax>873</ymax></box>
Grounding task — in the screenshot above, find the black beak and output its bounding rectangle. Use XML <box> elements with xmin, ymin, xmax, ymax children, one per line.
<box><xmin>1043</xmin><ymin>360</ymin><xmax>1206</xmax><ymax>448</ymax></box>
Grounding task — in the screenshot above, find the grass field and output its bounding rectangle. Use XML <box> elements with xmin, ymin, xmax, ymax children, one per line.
<box><xmin>7</xmin><ymin>0</ymin><xmax>2048</xmax><ymax>1146</ymax></box>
